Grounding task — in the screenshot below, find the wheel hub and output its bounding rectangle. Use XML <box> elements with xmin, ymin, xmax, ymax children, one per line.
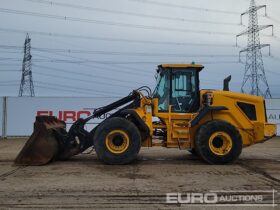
<box><xmin>105</xmin><ymin>130</ymin><xmax>130</xmax><ymax>154</ymax></box>
<box><xmin>208</xmin><ymin>132</ymin><xmax>233</xmax><ymax>156</ymax></box>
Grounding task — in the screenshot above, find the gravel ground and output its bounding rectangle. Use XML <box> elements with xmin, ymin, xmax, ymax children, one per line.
<box><xmin>0</xmin><ymin>137</ymin><xmax>280</xmax><ymax>209</ymax></box>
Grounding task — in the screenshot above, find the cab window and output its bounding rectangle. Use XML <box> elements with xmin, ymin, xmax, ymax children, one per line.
<box><xmin>171</xmin><ymin>70</ymin><xmax>197</xmax><ymax>112</ymax></box>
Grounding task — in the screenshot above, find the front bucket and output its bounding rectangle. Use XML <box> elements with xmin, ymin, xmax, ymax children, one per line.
<box><xmin>14</xmin><ymin>116</ymin><xmax>66</xmax><ymax>166</ymax></box>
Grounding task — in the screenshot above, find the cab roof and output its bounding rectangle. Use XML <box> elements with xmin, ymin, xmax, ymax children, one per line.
<box><xmin>159</xmin><ymin>64</ymin><xmax>204</xmax><ymax>71</ymax></box>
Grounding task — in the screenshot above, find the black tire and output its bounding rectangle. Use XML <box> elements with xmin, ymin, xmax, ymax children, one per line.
<box><xmin>93</xmin><ymin>117</ymin><xmax>141</xmax><ymax>165</ymax></box>
<box><xmin>196</xmin><ymin>120</ymin><xmax>242</xmax><ymax>164</ymax></box>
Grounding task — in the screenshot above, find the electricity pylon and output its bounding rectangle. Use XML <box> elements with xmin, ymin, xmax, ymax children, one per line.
<box><xmin>19</xmin><ymin>33</ymin><xmax>35</xmax><ymax>97</ymax></box>
<box><xmin>236</xmin><ymin>0</ymin><xmax>273</xmax><ymax>98</ymax></box>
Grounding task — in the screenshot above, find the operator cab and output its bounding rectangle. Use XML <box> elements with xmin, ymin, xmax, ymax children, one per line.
<box><xmin>153</xmin><ymin>64</ymin><xmax>204</xmax><ymax>113</ymax></box>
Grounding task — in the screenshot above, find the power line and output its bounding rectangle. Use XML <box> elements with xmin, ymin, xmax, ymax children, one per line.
<box><xmin>0</xmin><ymin>80</ymin><xmax>21</xmax><ymax>83</ymax></box>
<box><xmin>0</xmin><ymin>56</ymin><xmax>242</xmax><ymax>65</ymax></box>
<box><xmin>0</xmin><ymin>63</ymin><xmax>21</xmax><ymax>66</ymax></box>
<box><xmin>33</xmin><ymin>71</ymin><xmax>138</xmax><ymax>89</ymax></box>
<box><xmin>35</xmin><ymin>84</ymin><xmax>109</xmax><ymax>96</ymax></box>
<box><xmin>0</xmin><ymin>65</ymin><xmax>136</xmax><ymax>96</ymax></box>
<box><xmin>0</xmin><ymin>57</ymin><xmax>22</xmax><ymax>61</ymax></box>
<box><xmin>0</xmin><ymin>8</ymin><xmax>236</xmax><ymax>35</ymax></box>
<box><xmin>0</xmin><ymin>84</ymin><xmax>18</xmax><ymax>87</ymax></box>
<box><xmin>34</xmin><ymin>81</ymin><xmax>122</xmax><ymax>96</ymax></box>
<box><xmin>33</xmin><ymin>47</ymin><xmax>240</xmax><ymax>58</ymax></box>
<box><xmin>0</xmin><ymin>50</ymin><xmax>21</xmax><ymax>54</ymax></box>
<box><xmin>0</xmin><ymin>45</ymin><xmax>22</xmax><ymax>50</ymax></box>
<box><xmin>33</xmin><ymin>63</ymin><xmax>145</xmax><ymax>85</ymax></box>
<box><xmin>269</xmin><ymin>55</ymin><xmax>280</xmax><ymax>62</ymax></box>
<box><xmin>0</xmin><ymin>28</ymin><xmax>237</xmax><ymax>47</ymax></box>
<box><xmin>0</xmin><ymin>70</ymin><xmax>20</xmax><ymax>72</ymax></box>
<box><xmin>32</xmin><ymin>51</ymin><xmax>151</xmax><ymax>77</ymax></box>
<box><xmin>0</xmin><ymin>58</ymin><xmax>242</xmax><ymax>64</ymax></box>
<box><xmin>0</xmin><ymin>45</ymin><xmax>150</xmax><ymax>76</ymax></box>
<box><xmin>129</xmin><ymin>0</ymin><xmax>240</xmax><ymax>15</ymax></box>
<box><xmin>0</xmin><ymin>44</ymin><xmax>239</xmax><ymax>57</ymax></box>
<box><xmin>0</xmin><ymin>44</ymin><xmax>244</xmax><ymax>66</ymax></box>
<box><xmin>203</xmin><ymin>61</ymin><xmax>241</xmax><ymax>65</ymax></box>
<box><xmin>31</xmin><ymin>50</ymin><xmax>240</xmax><ymax>81</ymax></box>
<box><xmin>32</xmin><ymin>55</ymin><xmax>243</xmax><ymax>86</ymax></box>
<box><xmin>0</xmin><ymin>42</ymin><xmax>152</xmax><ymax>75</ymax></box>
<box><xmin>266</xmin><ymin>15</ymin><xmax>280</xmax><ymax>25</ymax></box>
<box><xmin>107</xmin><ymin>63</ymin><xmax>148</xmax><ymax>72</ymax></box>
<box><xmin>1</xmin><ymin>71</ymin><xmax>262</xmax><ymax>94</ymax></box>
<box><xmin>266</xmin><ymin>70</ymin><xmax>280</xmax><ymax>75</ymax></box>
<box><xmin>23</xmin><ymin>0</ymin><xmax>241</xmax><ymax>26</ymax></box>
<box><xmin>31</xmin><ymin>34</ymin><xmax>153</xmax><ymax>74</ymax></box>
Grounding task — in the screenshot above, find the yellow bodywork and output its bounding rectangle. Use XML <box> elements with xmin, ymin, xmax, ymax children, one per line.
<box><xmin>132</xmin><ymin>90</ymin><xmax>277</xmax><ymax>149</ymax></box>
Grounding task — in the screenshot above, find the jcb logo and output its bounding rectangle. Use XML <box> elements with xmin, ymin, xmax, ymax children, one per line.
<box><xmin>37</xmin><ymin>110</ymin><xmax>111</xmax><ymax>122</ymax></box>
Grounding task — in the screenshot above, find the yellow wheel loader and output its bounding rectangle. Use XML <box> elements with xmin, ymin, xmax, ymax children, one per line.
<box><xmin>15</xmin><ymin>64</ymin><xmax>277</xmax><ymax>165</ymax></box>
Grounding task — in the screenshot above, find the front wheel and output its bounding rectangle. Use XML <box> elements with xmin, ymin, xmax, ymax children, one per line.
<box><xmin>93</xmin><ymin>117</ymin><xmax>141</xmax><ymax>165</ymax></box>
<box><xmin>195</xmin><ymin>120</ymin><xmax>242</xmax><ymax>164</ymax></box>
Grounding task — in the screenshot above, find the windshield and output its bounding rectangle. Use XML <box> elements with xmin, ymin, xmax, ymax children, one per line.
<box><xmin>153</xmin><ymin>70</ymin><xmax>170</xmax><ymax>112</ymax></box>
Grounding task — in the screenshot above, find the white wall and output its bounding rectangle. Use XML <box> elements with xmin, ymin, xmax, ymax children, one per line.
<box><xmin>0</xmin><ymin>97</ymin><xmax>3</xmax><ymax>137</ymax></box>
<box><xmin>6</xmin><ymin>97</ymin><xmax>118</xmax><ymax>136</ymax></box>
<box><xmin>266</xmin><ymin>99</ymin><xmax>280</xmax><ymax>136</ymax></box>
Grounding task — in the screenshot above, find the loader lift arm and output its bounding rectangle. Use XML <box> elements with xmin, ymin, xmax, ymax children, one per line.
<box><xmin>67</xmin><ymin>90</ymin><xmax>141</xmax><ymax>149</ymax></box>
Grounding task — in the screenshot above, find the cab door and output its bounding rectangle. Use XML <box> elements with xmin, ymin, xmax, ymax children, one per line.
<box><xmin>171</xmin><ymin>69</ymin><xmax>199</xmax><ymax>113</ymax></box>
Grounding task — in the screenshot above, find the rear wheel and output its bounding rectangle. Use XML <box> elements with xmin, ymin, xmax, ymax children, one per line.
<box><xmin>196</xmin><ymin>120</ymin><xmax>242</xmax><ymax>164</ymax></box>
<box><xmin>93</xmin><ymin>117</ymin><xmax>141</xmax><ymax>164</ymax></box>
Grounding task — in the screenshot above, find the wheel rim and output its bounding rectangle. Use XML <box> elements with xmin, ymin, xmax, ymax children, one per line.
<box><xmin>105</xmin><ymin>130</ymin><xmax>130</xmax><ymax>154</ymax></box>
<box><xmin>208</xmin><ymin>132</ymin><xmax>233</xmax><ymax>156</ymax></box>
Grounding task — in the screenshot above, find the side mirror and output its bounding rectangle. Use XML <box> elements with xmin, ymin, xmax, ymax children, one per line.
<box><xmin>223</xmin><ymin>75</ymin><xmax>231</xmax><ymax>91</ymax></box>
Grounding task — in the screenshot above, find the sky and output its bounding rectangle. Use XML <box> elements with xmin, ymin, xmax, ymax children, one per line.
<box><xmin>0</xmin><ymin>0</ymin><xmax>279</xmax><ymax>97</ymax></box>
